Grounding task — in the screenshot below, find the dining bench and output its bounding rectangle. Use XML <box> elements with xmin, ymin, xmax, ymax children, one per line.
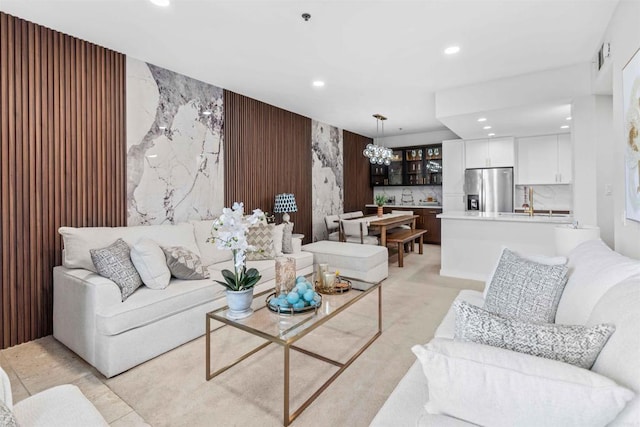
<box><xmin>386</xmin><ymin>228</ymin><xmax>427</xmax><ymax>267</ymax></box>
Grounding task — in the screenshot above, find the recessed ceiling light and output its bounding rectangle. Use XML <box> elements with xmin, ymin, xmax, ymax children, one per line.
<box><xmin>147</xmin><ymin>154</ymin><xmax>158</xmax><ymax>158</ymax></box>
<box><xmin>159</xmin><ymin>126</ymin><xmax>167</xmax><ymax>130</ymax></box>
<box><xmin>312</xmin><ymin>81</ymin><xmax>325</xmax><ymax>87</ymax></box>
<box><xmin>488</xmin><ymin>133</ymin><xmax>496</xmax><ymax>137</ymax></box>
<box><xmin>444</xmin><ymin>46</ymin><xmax>460</xmax><ymax>55</ymax></box>
<box><xmin>202</xmin><ymin>111</ymin><xmax>212</xmax><ymax>116</ymax></box>
<box><xmin>561</xmin><ymin>125</ymin><xmax>570</xmax><ymax>129</ymax></box>
<box><xmin>566</xmin><ymin>116</ymin><xmax>572</xmax><ymax>121</ymax></box>
<box><xmin>483</xmin><ymin>126</ymin><xmax>492</xmax><ymax>130</ymax></box>
<box><xmin>477</xmin><ymin>118</ymin><xmax>487</xmax><ymax>122</ymax></box>
<box><xmin>149</xmin><ymin>0</ymin><xmax>170</xmax><ymax>7</ymax></box>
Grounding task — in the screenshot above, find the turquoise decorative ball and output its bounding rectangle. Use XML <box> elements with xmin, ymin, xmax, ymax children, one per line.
<box><xmin>303</xmin><ymin>290</ymin><xmax>315</xmax><ymax>302</ymax></box>
<box><xmin>293</xmin><ymin>300</ymin><xmax>305</xmax><ymax>310</ymax></box>
<box><xmin>286</xmin><ymin>292</ymin><xmax>300</xmax><ymax>304</ymax></box>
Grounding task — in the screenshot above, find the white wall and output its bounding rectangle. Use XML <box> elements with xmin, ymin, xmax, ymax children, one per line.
<box><xmin>600</xmin><ymin>0</ymin><xmax>640</xmax><ymax>258</ymax></box>
<box><xmin>374</xmin><ymin>129</ymin><xmax>458</xmax><ymax>148</ymax></box>
<box><xmin>596</xmin><ymin>96</ymin><xmax>615</xmax><ymax>248</ymax></box>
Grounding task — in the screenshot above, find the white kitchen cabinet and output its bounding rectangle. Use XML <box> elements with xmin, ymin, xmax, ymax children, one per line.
<box><xmin>516</xmin><ymin>133</ymin><xmax>572</xmax><ymax>184</ymax></box>
<box><xmin>443</xmin><ymin>139</ymin><xmax>465</xmax><ymax>194</ymax></box>
<box><xmin>557</xmin><ymin>133</ymin><xmax>572</xmax><ymax>184</ymax></box>
<box><xmin>442</xmin><ymin>139</ymin><xmax>466</xmax><ymax>212</ymax></box>
<box><xmin>465</xmin><ymin>137</ymin><xmax>514</xmax><ymax>169</ymax></box>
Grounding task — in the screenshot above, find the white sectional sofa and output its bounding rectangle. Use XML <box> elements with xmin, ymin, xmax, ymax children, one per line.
<box><xmin>371</xmin><ymin>240</ymin><xmax>640</xmax><ymax>426</ymax></box>
<box><xmin>53</xmin><ymin>221</ymin><xmax>313</xmax><ymax>378</ymax></box>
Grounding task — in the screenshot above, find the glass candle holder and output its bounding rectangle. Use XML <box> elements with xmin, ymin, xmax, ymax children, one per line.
<box><xmin>323</xmin><ymin>272</ymin><xmax>336</xmax><ymax>291</ymax></box>
<box><xmin>316</xmin><ymin>263</ymin><xmax>329</xmax><ymax>289</ymax></box>
<box><xmin>275</xmin><ymin>257</ymin><xmax>296</xmax><ymax>296</ymax></box>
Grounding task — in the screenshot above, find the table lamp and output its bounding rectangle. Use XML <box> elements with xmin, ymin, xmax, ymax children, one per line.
<box><xmin>274</xmin><ymin>193</ymin><xmax>297</xmax><ymax>223</ymax></box>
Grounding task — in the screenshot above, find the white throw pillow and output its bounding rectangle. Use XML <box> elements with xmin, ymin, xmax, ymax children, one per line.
<box><xmin>190</xmin><ymin>220</ymin><xmax>233</xmax><ymax>267</ymax></box>
<box><xmin>413</xmin><ymin>338</ymin><xmax>634</xmax><ymax>427</ymax></box>
<box><xmin>130</xmin><ymin>239</ymin><xmax>171</xmax><ymax>289</ymax></box>
<box><xmin>556</xmin><ymin>239</ymin><xmax>640</xmax><ymax>325</ymax></box>
<box><xmin>483</xmin><ymin>247</ymin><xmax>567</xmax><ymax>298</ymax></box>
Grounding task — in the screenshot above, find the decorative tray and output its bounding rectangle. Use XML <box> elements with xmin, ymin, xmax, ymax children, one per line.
<box><xmin>316</xmin><ymin>277</ymin><xmax>352</xmax><ymax>295</ymax></box>
<box><xmin>266</xmin><ymin>292</ymin><xmax>322</xmax><ymax>316</ymax></box>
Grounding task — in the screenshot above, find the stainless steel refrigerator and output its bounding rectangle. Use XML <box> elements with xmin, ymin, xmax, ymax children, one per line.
<box><xmin>464</xmin><ymin>167</ymin><xmax>514</xmax><ymax>212</ymax></box>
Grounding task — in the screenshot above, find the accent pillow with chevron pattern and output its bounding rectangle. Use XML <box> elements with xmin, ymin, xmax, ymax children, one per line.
<box><xmin>162</xmin><ymin>246</ymin><xmax>209</xmax><ymax>280</ymax></box>
<box><xmin>246</xmin><ymin>223</ymin><xmax>276</xmax><ymax>261</ymax></box>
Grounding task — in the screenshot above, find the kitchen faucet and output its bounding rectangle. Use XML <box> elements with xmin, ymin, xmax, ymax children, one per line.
<box><xmin>524</xmin><ymin>187</ymin><xmax>534</xmax><ymax>216</ymax></box>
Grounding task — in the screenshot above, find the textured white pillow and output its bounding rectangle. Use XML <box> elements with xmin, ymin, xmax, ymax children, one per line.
<box><xmin>483</xmin><ymin>247</ymin><xmax>567</xmax><ymax>298</ymax></box>
<box><xmin>556</xmin><ymin>239</ymin><xmax>640</xmax><ymax>325</ymax></box>
<box><xmin>413</xmin><ymin>338</ymin><xmax>634</xmax><ymax>427</ymax></box>
<box><xmin>130</xmin><ymin>239</ymin><xmax>171</xmax><ymax>289</ymax></box>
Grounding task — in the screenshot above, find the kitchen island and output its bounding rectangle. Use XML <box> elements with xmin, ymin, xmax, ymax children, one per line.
<box><xmin>437</xmin><ymin>211</ymin><xmax>573</xmax><ymax>281</ymax></box>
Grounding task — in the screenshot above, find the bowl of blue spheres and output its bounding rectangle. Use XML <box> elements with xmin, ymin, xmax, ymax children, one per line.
<box><xmin>267</xmin><ymin>276</ymin><xmax>322</xmax><ymax>315</ymax></box>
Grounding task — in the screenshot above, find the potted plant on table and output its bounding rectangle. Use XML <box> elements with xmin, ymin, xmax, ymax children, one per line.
<box><xmin>374</xmin><ymin>194</ymin><xmax>386</xmax><ymax>217</ymax></box>
<box><xmin>208</xmin><ymin>202</ymin><xmax>264</xmax><ymax>319</ymax></box>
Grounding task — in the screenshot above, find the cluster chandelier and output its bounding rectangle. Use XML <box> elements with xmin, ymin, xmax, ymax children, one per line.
<box><xmin>363</xmin><ymin>114</ymin><xmax>392</xmax><ymax>165</ymax></box>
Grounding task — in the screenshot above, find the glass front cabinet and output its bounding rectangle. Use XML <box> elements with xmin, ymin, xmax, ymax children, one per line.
<box><xmin>370</xmin><ymin>144</ymin><xmax>442</xmax><ymax>186</ymax></box>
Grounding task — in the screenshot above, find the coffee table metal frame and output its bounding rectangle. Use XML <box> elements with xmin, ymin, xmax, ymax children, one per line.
<box><xmin>205</xmin><ymin>278</ymin><xmax>382</xmax><ymax>426</ymax></box>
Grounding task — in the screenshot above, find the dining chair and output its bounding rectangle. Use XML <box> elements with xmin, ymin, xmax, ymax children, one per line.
<box><xmin>340</xmin><ymin>219</ymin><xmax>379</xmax><ymax>245</ymax></box>
<box><xmin>324</xmin><ymin>215</ymin><xmax>340</xmax><ymax>241</ymax></box>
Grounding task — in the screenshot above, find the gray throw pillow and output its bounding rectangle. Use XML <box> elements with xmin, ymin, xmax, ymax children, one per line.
<box><xmin>162</xmin><ymin>246</ymin><xmax>209</xmax><ymax>280</ymax></box>
<box><xmin>485</xmin><ymin>248</ymin><xmax>568</xmax><ymax>323</ymax></box>
<box><xmin>454</xmin><ymin>301</ymin><xmax>615</xmax><ymax>369</ymax></box>
<box><xmin>282</xmin><ymin>222</ymin><xmax>294</xmax><ymax>254</ymax></box>
<box><xmin>90</xmin><ymin>238</ymin><xmax>142</xmax><ymax>301</ymax></box>
<box><xmin>246</xmin><ymin>223</ymin><xmax>276</xmax><ymax>261</ymax></box>
<box><xmin>0</xmin><ymin>400</ymin><xmax>18</xmax><ymax>427</ymax></box>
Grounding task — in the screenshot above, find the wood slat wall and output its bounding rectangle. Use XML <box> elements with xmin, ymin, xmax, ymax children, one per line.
<box><xmin>343</xmin><ymin>131</ymin><xmax>374</xmax><ymax>212</ymax></box>
<box><xmin>0</xmin><ymin>12</ymin><xmax>126</xmax><ymax>349</ymax></box>
<box><xmin>224</xmin><ymin>91</ymin><xmax>312</xmax><ymax>242</ymax></box>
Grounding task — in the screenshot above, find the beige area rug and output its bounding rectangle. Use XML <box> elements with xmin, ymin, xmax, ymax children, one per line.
<box><xmin>104</xmin><ymin>245</ymin><xmax>483</xmax><ymax>427</ymax></box>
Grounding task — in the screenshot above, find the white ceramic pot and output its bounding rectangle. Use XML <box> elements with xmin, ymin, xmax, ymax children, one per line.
<box><xmin>225</xmin><ymin>288</ymin><xmax>254</xmax><ymax>320</ymax></box>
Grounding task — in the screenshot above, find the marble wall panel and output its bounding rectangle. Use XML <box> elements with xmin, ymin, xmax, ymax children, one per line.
<box><xmin>311</xmin><ymin>121</ymin><xmax>344</xmax><ymax>241</ymax></box>
<box><xmin>373</xmin><ymin>186</ymin><xmax>443</xmax><ymax>206</ymax></box>
<box><xmin>126</xmin><ymin>57</ymin><xmax>224</xmax><ymax>225</ymax></box>
<box><xmin>515</xmin><ymin>185</ymin><xmax>573</xmax><ymax>211</ymax></box>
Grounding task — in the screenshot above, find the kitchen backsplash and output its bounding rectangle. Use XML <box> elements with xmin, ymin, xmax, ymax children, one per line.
<box><xmin>373</xmin><ymin>186</ymin><xmax>443</xmax><ymax>205</ymax></box>
<box><xmin>515</xmin><ymin>185</ymin><xmax>572</xmax><ymax>211</ymax></box>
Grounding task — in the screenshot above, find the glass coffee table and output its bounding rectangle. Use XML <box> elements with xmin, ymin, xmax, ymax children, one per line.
<box><xmin>205</xmin><ymin>276</ymin><xmax>382</xmax><ymax>426</ymax></box>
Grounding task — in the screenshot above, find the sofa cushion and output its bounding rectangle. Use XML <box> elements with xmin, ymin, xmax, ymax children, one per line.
<box><xmin>0</xmin><ymin>400</ymin><xmax>17</xmax><ymax>427</ymax></box>
<box><xmin>413</xmin><ymin>338</ymin><xmax>634</xmax><ymax>427</ymax></box>
<box><xmin>90</xmin><ymin>239</ymin><xmax>142</xmax><ymax>302</ymax></box>
<box><xmin>130</xmin><ymin>239</ymin><xmax>171</xmax><ymax>290</ymax></box>
<box><xmin>190</xmin><ymin>220</ymin><xmax>233</xmax><ymax>267</ymax></box>
<box><xmin>302</xmin><ymin>241</ymin><xmax>387</xmax><ymax>271</ymax></box>
<box><xmin>434</xmin><ymin>290</ymin><xmax>485</xmax><ymax>339</ymax></box>
<box><xmin>163</xmin><ymin>246</ymin><xmax>209</xmax><ymax>280</ymax></box>
<box><xmin>96</xmin><ymin>278</ymin><xmax>222</xmax><ymax>336</ymax></box>
<box><xmin>282</xmin><ymin>222</ymin><xmax>294</xmax><ymax>254</ymax></box>
<box><xmin>556</xmin><ymin>239</ymin><xmax>640</xmax><ymax>325</ymax></box>
<box><xmin>485</xmin><ymin>248</ymin><xmax>568</xmax><ymax>323</ymax></box>
<box><xmin>587</xmin><ymin>274</ymin><xmax>640</xmax><ymax>425</ymax></box>
<box><xmin>454</xmin><ymin>301</ymin><xmax>615</xmax><ymax>369</ymax></box>
<box><xmin>273</xmin><ymin>223</ymin><xmax>285</xmax><ymax>256</ymax></box>
<box><xmin>483</xmin><ymin>247</ymin><xmax>567</xmax><ymax>298</ymax></box>
<box><xmin>60</xmin><ymin>223</ymin><xmax>200</xmax><ymax>272</ymax></box>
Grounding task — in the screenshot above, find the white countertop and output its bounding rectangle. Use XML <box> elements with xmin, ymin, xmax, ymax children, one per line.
<box><xmin>366</xmin><ymin>204</ymin><xmax>442</xmax><ymax>209</ymax></box>
<box><xmin>437</xmin><ymin>211</ymin><xmax>573</xmax><ymax>224</ymax></box>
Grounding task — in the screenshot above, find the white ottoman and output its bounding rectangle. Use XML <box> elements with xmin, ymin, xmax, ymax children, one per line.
<box><xmin>302</xmin><ymin>241</ymin><xmax>388</xmax><ymax>285</ymax></box>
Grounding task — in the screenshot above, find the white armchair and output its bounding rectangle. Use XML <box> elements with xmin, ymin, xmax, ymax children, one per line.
<box><xmin>0</xmin><ymin>366</ymin><xmax>108</xmax><ymax>427</ymax></box>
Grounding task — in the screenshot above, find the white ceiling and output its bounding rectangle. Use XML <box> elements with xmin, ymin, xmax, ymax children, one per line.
<box><xmin>0</xmin><ymin>0</ymin><xmax>619</xmax><ymax>138</ymax></box>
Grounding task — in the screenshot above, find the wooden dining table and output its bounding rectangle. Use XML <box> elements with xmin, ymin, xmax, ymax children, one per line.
<box><xmin>342</xmin><ymin>213</ymin><xmax>419</xmax><ymax>247</ymax></box>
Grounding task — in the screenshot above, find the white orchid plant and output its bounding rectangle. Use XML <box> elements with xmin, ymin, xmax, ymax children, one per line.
<box><xmin>207</xmin><ymin>202</ymin><xmax>265</xmax><ymax>291</ymax></box>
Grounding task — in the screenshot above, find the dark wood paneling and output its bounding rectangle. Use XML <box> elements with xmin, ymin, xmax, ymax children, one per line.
<box><xmin>0</xmin><ymin>12</ymin><xmax>126</xmax><ymax>349</ymax></box>
<box><xmin>224</xmin><ymin>91</ymin><xmax>312</xmax><ymax>243</ymax></box>
<box><xmin>343</xmin><ymin>131</ymin><xmax>373</xmax><ymax>212</ymax></box>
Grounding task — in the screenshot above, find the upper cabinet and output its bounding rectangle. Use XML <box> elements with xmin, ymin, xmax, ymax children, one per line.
<box><xmin>370</xmin><ymin>144</ymin><xmax>442</xmax><ymax>186</ymax></box>
<box><xmin>517</xmin><ymin>134</ymin><xmax>572</xmax><ymax>185</ymax></box>
<box><xmin>464</xmin><ymin>137</ymin><xmax>515</xmax><ymax>169</ymax></box>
